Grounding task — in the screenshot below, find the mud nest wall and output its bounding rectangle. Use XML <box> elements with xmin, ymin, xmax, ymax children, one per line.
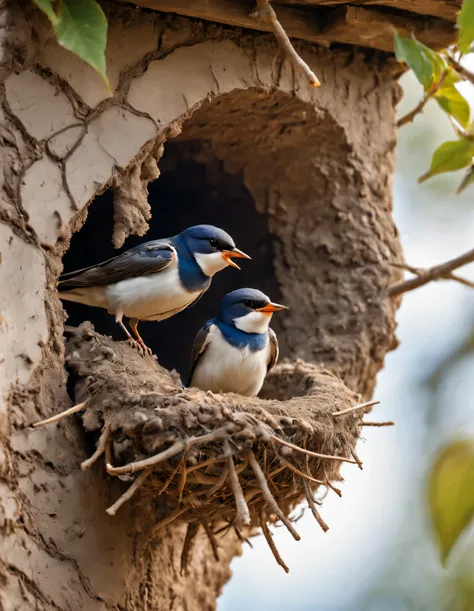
<box><xmin>0</xmin><ymin>3</ymin><xmax>404</xmax><ymax>610</ymax></box>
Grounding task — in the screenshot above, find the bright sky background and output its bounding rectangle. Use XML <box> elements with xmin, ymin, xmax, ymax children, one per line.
<box><xmin>219</xmin><ymin>59</ymin><xmax>474</xmax><ymax>611</ymax></box>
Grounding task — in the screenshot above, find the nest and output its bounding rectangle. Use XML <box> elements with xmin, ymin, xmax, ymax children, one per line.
<box><xmin>34</xmin><ymin>323</ymin><xmax>385</xmax><ymax>572</ymax></box>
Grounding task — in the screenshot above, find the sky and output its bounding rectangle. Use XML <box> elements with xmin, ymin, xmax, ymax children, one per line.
<box><xmin>219</xmin><ymin>62</ymin><xmax>474</xmax><ymax>611</ymax></box>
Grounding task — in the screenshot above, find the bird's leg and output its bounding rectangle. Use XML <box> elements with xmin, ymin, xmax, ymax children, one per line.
<box><xmin>130</xmin><ymin>318</ymin><xmax>153</xmax><ymax>355</ymax></box>
<box><xmin>115</xmin><ymin>314</ymin><xmax>144</xmax><ymax>355</ymax></box>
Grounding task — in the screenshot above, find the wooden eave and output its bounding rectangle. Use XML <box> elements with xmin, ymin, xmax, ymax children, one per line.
<box><xmin>120</xmin><ymin>0</ymin><xmax>460</xmax><ymax>53</ymax></box>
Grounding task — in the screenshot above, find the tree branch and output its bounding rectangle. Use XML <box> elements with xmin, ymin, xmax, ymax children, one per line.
<box><xmin>389</xmin><ymin>249</ymin><xmax>474</xmax><ymax>297</ymax></box>
<box><xmin>397</xmin><ymin>71</ymin><xmax>447</xmax><ymax>128</ymax></box>
<box><xmin>448</xmin><ymin>55</ymin><xmax>474</xmax><ymax>87</ymax></box>
<box><xmin>250</xmin><ymin>0</ymin><xmax>320</xmax><ymax>88</ymax></box>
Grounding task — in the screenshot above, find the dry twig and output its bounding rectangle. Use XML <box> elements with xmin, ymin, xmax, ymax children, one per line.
<box><xmin>106</xmin><ymin>440</ymin><xmax>185</xmax><ymax>475</ymax></box>
<box><xmin>250</xmin><ymin>0</ymin><xmax>320</xmax><ymax>88</ymax></box>
<box><xmin>181</xmin><ymin>523</ymin><xmax>200</xmax><ymax>575</ymax></box>
<box><xmin>259</xmin><ymin>510</ymin><xmax>289</xmax><ymax>573</ymax></box>
<box><xmin>81</xmin><ymin>421</ymin><xmax>111</xmax><ymax>470</ymax></box>
<box><xmin>224</xmin><ymin>440</ymin><xmax>250</xmax><ymax>529</ymax></box>
<box><xmin>271</xmin><ymin>435</ymin><xmax>356</xmax><ymax>464</ymax></box>
<box><xmin>389</xmin><ymin>249</ymin><xmax>474</xmax><ymax>297</ymax></box>
<box><xmin>248</xmin><ymin>450</ymin><xmax>301</xmax><ymax>541</ymax></box>
<box><xmin>332</xmin><ymin>400</ymin><xmax>380</xmax><ymax>417</ymax></box>
<box><xmin>362</xmin><ymin>421</ymin><xmax>395</xmax><ymax>427</ymax></box>
<box><xmin>32</xmin><ymin>401</ymin><xmax>88</xmax><ymax>427</ymax></box>
<box><xmin>106</xmin><ymin>469</ymin><xmax>152</xmax><ymax>516</ymax></box>
<box><xmin>202</xmin><ymin>520</ymin><xmax>220</xmax><ymax>561</ymax></box>
<box><xmin>302</xmin><ymin>479</ymin><xmax>329</xmax><ymax>532</ymax></box>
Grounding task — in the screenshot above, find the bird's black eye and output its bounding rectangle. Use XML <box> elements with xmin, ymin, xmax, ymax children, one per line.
<box><xmin>243</xmin><ymin>300</ymin><xmax>253</xmax><ymax>308</ymax></box>
<box><xmin>208</xmin><ymin>238</ymin><xmax>219</xmax><ymax>248</ymax></box>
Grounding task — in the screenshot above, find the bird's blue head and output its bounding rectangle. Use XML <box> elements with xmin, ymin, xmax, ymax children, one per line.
<box><xmin>217</xmin><ymin>288</ymin><xmax>288</xmax><ymax>334</ymax></box>
<box><xmin>179</xmin><ymin>225</ymin><xmax>250</xmax><ymax>277</ymax></box>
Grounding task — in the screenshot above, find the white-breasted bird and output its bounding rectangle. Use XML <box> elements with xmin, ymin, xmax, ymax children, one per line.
<box><xmin>188</xmin><ymin>288</ymin><xmax>288</xmax><ymax>397</ymax></box>
<box><xmin>58</xmin><ymin>225</ymin><xmax>250</xmax><ymax>353</ymax></box>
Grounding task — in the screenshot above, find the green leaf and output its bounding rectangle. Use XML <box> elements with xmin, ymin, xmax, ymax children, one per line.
<box><xmin>33</xmin><ymin>0</ymin><xmax>60</xmax><ymax>26</ymax></box>
<box><xmin>393</xmin><ymin>30</ymin><xmax>445</xmax><ymax>91</ymax></box>
<box><xmin>457</xmin><ymin>165</ymin><xmax>474</xmax><ymax>194</ymax></box>
<box><xmin>458</xmin><ymin>0</ymin><xmax>474</xmax><ymax>55</ymax></box>
<box><xmin>33</xmin><ymin>0</ymin><xmax>110</xmax><ymax>91</ymax></box>
<box><xmin>428</xmin><ymin>440</ymin><xmax>474</xmax><ymax>564</ymax></box>
<box><xmin>419</xmin><ymin>139</ymin><xmax>474</xmax><ymax>182</ymax></box>
<box><xmin>435</xmin><ymin>84</ymin><xmax>471</xmax><ymax>129</ymax></box>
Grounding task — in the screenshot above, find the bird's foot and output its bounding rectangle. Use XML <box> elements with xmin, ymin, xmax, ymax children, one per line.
<box><xmin>128</xmin><ymin>338</ymin><xmax>153</xmax><ymax>356</ymax></box>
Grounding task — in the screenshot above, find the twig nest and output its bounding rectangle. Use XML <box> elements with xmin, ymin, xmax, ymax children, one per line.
<box><xmin>56</xmin><ymin>324</ymin><xmax>377</xmax><ymax>568</ymax></box>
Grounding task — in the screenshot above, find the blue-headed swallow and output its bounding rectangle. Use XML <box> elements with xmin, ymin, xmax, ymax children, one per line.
<box><xmin>188</xmin><ymin>288</ymin><xmax>288</xmax><ymax>397</ymax></box>
<box><xmin>58</xmin><ymin>225</ymin><xmax>250</xmax><ymax>353</ymax></box>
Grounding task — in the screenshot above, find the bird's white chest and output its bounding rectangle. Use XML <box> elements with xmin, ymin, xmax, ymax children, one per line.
<box><xmin>105</xmin><ymin>261</ymin><xmax>200</xmax><ymax>320</ymax></box>
<box><xmin>191</xmin><ymin>326</ymin><xmax>270</xmax><ymax>397</ymax></box>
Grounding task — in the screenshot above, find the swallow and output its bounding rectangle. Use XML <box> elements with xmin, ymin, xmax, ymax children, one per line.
<box><xmin>58</xmin><ymin>225</ymin><xmax>250</xmax><ymax>354</ymax></box>
<box><xmin>188</xmin><ymin>288</ymin><xmax>288</xmax><ymax>397</ymax></box>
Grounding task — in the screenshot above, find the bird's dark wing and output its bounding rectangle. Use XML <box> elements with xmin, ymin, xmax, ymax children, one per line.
<box><xmin>58</xmin><ymin>241</ymin><xmax>176</xmax><ymax>289</ymax></box>
<box><xmin>267</xmin><ymin>328</ymin><xmax>279</xmax><ymax>372</ymax></box>
<box><xmin>187</xmin><ymin>320</ymin><xmax>214</xmax><ymax>386</ymax></box>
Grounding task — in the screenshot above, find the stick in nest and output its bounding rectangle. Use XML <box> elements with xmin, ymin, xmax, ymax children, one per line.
<box><xmin>259</xmin><ymin>510</ymin><xmax>289</xmax><ymax>573</ymax></box>
<box><xmin>32</xmin><ymin>401</ymin><xmax>88</xmax><ymax>427</ymax></box>
<box><xmin>81</xmin><ymin>421</ymin><xmax>111</xmax><ymax>471</ymax></box>
<box><xmin>106</xmin><ymin>469</ymin><xmax>152</xmax><ymax>516</ymax></box>
<box><xmin>248</xmin><ymin>450</ymin><xmax>301</xmax><ymax>541</ymax></box>
<box><xmin>302</xmin><ymin>478</ymin><xmax>329</xmax><ymax>533</ymax></box>
<box><xmin>332</xmin><ymin>400</ymin><xmax>380</xmax><ymax>417</ymax></box>
<box><xmin>271</xmin><ymin>435</ymin><xmax>356</xmax><ymax>464</ymax></box>
<box><xmin>224</xmin><ymin>440</ymin><xmax>250</xmax><ymax>530</ymax></box>
<box><xmin>201</xmin><ymin>519</ymin><xmax>220</xmax><ymax>561</ymax></box>
<box><xmin>106</xmin><ymin>440</ymin><xmax>185</xmax><ymax>475</ymax></box>
<box><xmin>181</xmin><ymin>523</ymin><xmax>200</xmax><ymax>575</ymax></box>
<box><xmin>250</xmin><ymin>0</ymin><xmax>320</xmax><ymax>88</ymax></box>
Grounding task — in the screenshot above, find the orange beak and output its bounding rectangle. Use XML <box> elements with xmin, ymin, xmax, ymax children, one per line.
<box><xmin>221</xmin><ymin>248</ymin><xmax>251</xmax><ymax>270</ymax></box>
<box><xmin>256</xmin><ymin>302</ymin><xmax>289</xmax><ymax>313</ymax></box>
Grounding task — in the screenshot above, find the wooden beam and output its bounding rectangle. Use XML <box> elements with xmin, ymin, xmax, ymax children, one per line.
<box><xmin>278</xmin><ymin>1</ymin><xmax>461</xmax><ymax>23</ymax></box>
<box><xmin>119</xmin><ymin>0</ymin><xmax>457</xmax><ymax>52</ymax></box>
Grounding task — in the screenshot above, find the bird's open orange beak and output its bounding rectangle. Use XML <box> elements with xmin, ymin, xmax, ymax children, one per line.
<box><xmin>256</xmin><ymin>302</ymin><xmax>289</xmax><ymax>313</ymax></box>
<box><xmin>221</xmin><ymin>248</ymin><xmax>251</xmax><ymax>270</ymax></box>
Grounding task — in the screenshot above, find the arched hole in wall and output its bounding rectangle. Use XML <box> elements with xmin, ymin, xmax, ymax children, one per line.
<box><xmin>62</xmin><ymin>139</ymin><xmax>282</xmax><ymax>381</ymax></box>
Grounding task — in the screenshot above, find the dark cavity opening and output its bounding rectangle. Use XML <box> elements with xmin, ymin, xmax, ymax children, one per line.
<box><xmin>62</xmin><ymin>140</ymin><xmax>282</xmax><ymax>380</ymax></box>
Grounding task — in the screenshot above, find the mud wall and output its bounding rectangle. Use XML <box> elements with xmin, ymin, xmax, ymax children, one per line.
<box><xmin>0</xmin><ymin>3</ymin><xmax>402</xmax><ymax>609</ymax></box>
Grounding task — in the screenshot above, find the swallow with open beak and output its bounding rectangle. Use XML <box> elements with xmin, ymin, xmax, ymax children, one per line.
<box><xmin>58</xmin><ymin>225</ymin><xmax>251</xmax><ymax>354</ymax></box>
<box><xmin>188</xmin><ymin>288</ymin><xmax>288</xmax><ymax>396</ymax></box>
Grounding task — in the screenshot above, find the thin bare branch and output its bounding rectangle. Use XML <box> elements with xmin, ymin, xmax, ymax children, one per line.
<box><xmin>81</xmin><ymin>421</ymin><xmax>111</xmax><ymax>470</ymax></box>
<box><xmin>271</xmin><ymin>435</ymin><xmax>356</xmax><ymax>464</ymax></box>
<box><xmin>224</xmin><ymin>440</ymin><xmax>250</xmax><ymax>529</ymax></box>
<box><xmin>201</xmin><ymin>520</ymin><xmax>220</xmax><ymax>561</ymax></box>
<box><xmin>205</xmin><ymin>466</ymin><xmax>229</xmax><ymax>498</ymax></box>
<box><xmin>106</xmin><ymin>469</ymin><xmax>152</xmax><ymax>516</ymax></box>
<box><xmin>248</xmin><ymin>450</ymin><xmax>301</xmax><ymax>541</ymax></box>
<box><xmin>233</xmin><ymin>525</ymin><xmax>253</xmax><ymax>548</ymax></box>
<box><xmin>259</xmin><ymin>510</ymin><xmax>290</xmax><ymax>573</ymax></box>
<box><xmin>323</xmin><ymin>470</ymin><xmax>342</xmax><ymax>498</ymax></box>
<box><xmin>362</xmin><ymin>421</ymin><xmax>395</xmax><ymax>427</ymax></box>
<box><xmin>32</xmin><ymin>401</ymin><xmax>88</xmax><ymax>427</ymax></box>
<box><xmin>397</xmin><ymin>70</ymin><xmax>447</xmax><ymax>128</ymax></box>
<box><xmin>106</xmin><ymin>440</ymin><xmax>185</xmax><ymax>475</ymax></box>
<box><xmin>302</xmin><ymin>478</ymin><xmax>329</xmax><ymax>532</ymax></box>
<box><xmin>351</xmin><ymin>450</ymin><xmax>363</xmax><ymax>471</ymax></box>
<box><xmin>332</xmin><ymin>400</ymin><xmax>380</xmax><ymax>417</ymax></box>
<box><xmin>389</xmin><ymin>248</ymin><xmax>474</xmax><ymax>297</ymax></box>
<box><xmin>250</xmin><ymin>0</ymin><xmax>320</xmax><ymax>88</ymax></box>
<box><xmin>392</xmin><ymin>261</ymin><xmax>474</xmax><ymax>290</ymax></box>
<box><xmin>448</xmin><ymin>55</ymin><xmax>474</xmax><ymax>86</ymax></box>
<box><xmin>279</xmin><ymin>457</ymin><xmax>325</xmax><ymax>485</ymax></box>
<box><xmin>180</xmin><ymin>523</ymin><xmax>200</xmax><ymax>575</ymax></box>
